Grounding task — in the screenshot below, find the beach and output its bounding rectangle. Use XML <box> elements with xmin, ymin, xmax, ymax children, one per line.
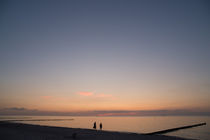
<box><xmin>0</xmin><ymin>121</ymin><xmax>190</xmax><ymax>140</ymax></box>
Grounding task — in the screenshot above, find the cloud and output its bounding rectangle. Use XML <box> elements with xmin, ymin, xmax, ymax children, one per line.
<box><xmin>0</xmin><ymin>107</ymin><xmax>39</xmax><ymax>115</ymax></box>
<box><xmin>77</xmin><ymin>92</ymin><xmax>94</xmax><ymax>96</ymax></box>
<box><xmin>77</xmin><ymin>92</ymin><xmax>114</xmax><ymax>100</ymax></box>
<box><xmin>8</xmin><ymin>107</ymin><xmax>26</xmax><ymax>111</ymax></box>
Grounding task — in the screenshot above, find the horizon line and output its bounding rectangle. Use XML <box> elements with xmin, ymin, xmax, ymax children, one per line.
<box><xmin>0</xmin><ymin>107</ymin><xmax>210</xmax><ymax>116</ymax></box>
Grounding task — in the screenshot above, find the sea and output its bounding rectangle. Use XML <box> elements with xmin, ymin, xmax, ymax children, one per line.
<box><xmin>0</xmin><ymin>116</ymin><xmax>209</xmax><ymax>140</ymax></box>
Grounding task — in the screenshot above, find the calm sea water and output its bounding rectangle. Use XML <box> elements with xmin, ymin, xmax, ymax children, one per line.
<box><xmin>0</xmin><ymin>116</ymin><xmax>209</xmax><ymax>140</ymax></box>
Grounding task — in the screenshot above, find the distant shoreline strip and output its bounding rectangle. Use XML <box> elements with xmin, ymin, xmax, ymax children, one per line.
<box><xmin>0</xmin><ymin>119</ymin><xmax>74</xmax><ymax>122</ymax></box>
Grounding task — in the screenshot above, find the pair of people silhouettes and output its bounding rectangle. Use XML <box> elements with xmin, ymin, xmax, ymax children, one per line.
<box><xmin>93</xmin><ymin>122</ymin><xmax>102</xmax><ymax>130</ymax></box>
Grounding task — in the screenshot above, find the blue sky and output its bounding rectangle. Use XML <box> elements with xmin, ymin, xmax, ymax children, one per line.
<box><xmin>0</xmin><ymin>0</ymin><xmax>210</xmax><ymax>114</ymax></box>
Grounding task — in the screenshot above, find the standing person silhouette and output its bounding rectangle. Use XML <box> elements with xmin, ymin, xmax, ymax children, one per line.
<box><xmin>93</xmin><ymin>122</ymin><xmax>96</xmax><ymax>129</ymax></box>
<box><xmin>100</xmin><ymin>122</ymin><xmax>102</xmax><ymax>130</ymax></box>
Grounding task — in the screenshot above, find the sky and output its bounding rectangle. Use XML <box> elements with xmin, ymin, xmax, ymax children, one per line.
<box><xmin>0</xmin><ymin>0</ymin><xmax>210</xmax><ymax>116</ymax></box>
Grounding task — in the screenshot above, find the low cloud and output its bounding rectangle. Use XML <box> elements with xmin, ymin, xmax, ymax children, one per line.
<box><xmin>0</xmin><ymin>107</ymin><xmax>39</xmax><ymax>115</ymax></box>
<box><xmin>7</xmin><ymin>107</ymin><xmax>26</xmax><ymax>111</ymax></box>
<box><xmin>77</xmin><ymin>92</ymin><xmax>94</xmax><ymax>96</ymax></box>
<box><xmin>77</xmin><ymin>92</ymin><xmax>115</xmax><ymax>100</ymax></box>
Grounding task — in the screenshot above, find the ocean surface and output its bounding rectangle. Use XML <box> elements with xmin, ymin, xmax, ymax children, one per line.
<box><xmin>0</xmin><ymin>116</ymin><xmax>209</xmax><ymax>140</ymax></box>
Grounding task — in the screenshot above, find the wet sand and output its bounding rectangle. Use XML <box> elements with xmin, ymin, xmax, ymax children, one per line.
<box><xmin>0</xmin><ymin>121</ymin><xmax>191</xmax><ymax>140</ymax></box>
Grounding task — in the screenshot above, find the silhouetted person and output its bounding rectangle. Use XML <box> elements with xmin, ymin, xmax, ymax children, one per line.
<box><xmin>72</xmin><ymin>133</ymin><xmax>77</xmax><ymax>139</ymax></box>
<box><xmin>93</xmin><ymin>122</ymin><xmax>96</xmax><ymax>129</ymax></box>
<box><xmin>100</xmin><ymin>123</ymin><xmax>102</xmax><ymax>130</ymax></box>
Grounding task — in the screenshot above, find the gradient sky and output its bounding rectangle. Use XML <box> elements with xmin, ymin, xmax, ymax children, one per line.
<box><xmin>0</xmin><ymin>0</ymin><xmax>210</xmax><ymax>114</ymax></box>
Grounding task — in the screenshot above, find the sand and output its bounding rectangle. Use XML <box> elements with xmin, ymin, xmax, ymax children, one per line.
<box><xmin>0</xmin><ymin>121</ymin><xmax>191</xmax><ymax>140</ymax></box>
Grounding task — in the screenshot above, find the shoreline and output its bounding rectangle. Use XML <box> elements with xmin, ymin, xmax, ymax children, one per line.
<box><xmin>0</xmin><ymin>121</ymin><xmax>191</xmax><ymax>140</ymax></box>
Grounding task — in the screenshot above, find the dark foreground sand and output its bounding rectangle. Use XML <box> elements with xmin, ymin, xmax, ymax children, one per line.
<box><xmin>0</xmin><ymin>121</ymin><xmax>191</xmax><ymax>140</ymax></box>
